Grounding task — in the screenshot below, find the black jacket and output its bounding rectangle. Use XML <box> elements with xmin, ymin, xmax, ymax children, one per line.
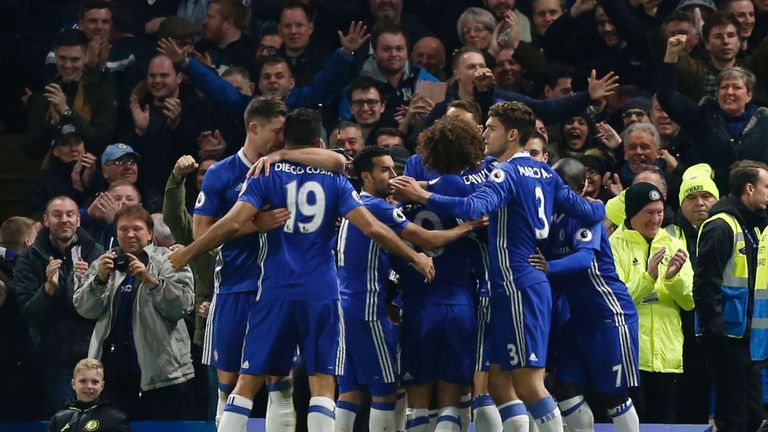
<box><xmin>24</xmin><ymin>73</ymin><xmax>118</xmax><ymax>160</ymax></box>
<box><xmin>14</xmin><ymin>228</ymin><xmax>104</xmax><ymax>367</ymax></box>
<box><xmin>27</xmin><ymin>156</ymin><xmax>90</xmax><ymax>220</ymax></box>
<box><xmin>48</xmin><ymin>399</ymin><xmax>129</xmax><ymax>432</ymax></box>
<box><xmin>657</xmin><ymin>62</ymin><xmax>768</xmax><ymax>195</ymax></box>
<box><xmin>693</xmin><ymin>195</ymin><xmax>768</xmax><ymax>339</ymax></box>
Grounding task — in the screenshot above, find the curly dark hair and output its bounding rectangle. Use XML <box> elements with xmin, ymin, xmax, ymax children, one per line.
<box><xmin>416</xmin><ymin>116</ymin><xmax>484</xmax><ymax>174</ymax></box>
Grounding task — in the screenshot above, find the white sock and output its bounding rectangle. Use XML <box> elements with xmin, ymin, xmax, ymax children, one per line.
<box><xmin>216</xmin><ymin>383</ymin><xmax>235</xmax><ymax>427</ymax></box>
<box><xmin>608</xmin><ymin>398</ymin><xmax>639</xmax><ymax>432</ymax></box>
<box><xmin>307</xmin><ymin>396</ymin><xmax>336</xmax><ymax>432</ymax></box>
<box><xmin>527</xmin><ymin>396</ymin><xmax>563</xmax><ymax>432</ymax></box>
<box><xmin>472</xmin><ymin>394</ymin><xmax>502</xmax><ymax>432</ymax></box>
<box><xmin>527</xmin><ymin>414</ymin><xmax>538</xmax><ymax>432</ymax></box>
<box><xmin>407</xmin><ymin>408</ymin><xmax>430</xmax><ymax>432</ymax></box>
<box><xmin>396</xmin><ymin>389</ymin><xmax>407</xmax><ymax>431</ymax></box>
<box><xmin>435</xmin><ymin>406</ymin><xmax>461</xmax><ymax>432</ymax></box>
<box><xmin>459</xmin><ymin>394</ymin><xmax>471</xmax><ymax>432</ymax></box>
<box><xmin>558</xmin><ymin>395</ymin><xmax>593</xmax><ymax>432</ymax></box>
<box><xmin>335</xmin><ymin>400</ymin><xmax>359</xmax><ymax>432</ymax></box>
<box><xmin>370</xmin><ymin>401</ymin><xmax>397</xmax><ymax>432</ymax></box>
<box><xmin>428</xmin><ymin>409</ymin><xmax>439</xmax><ymax>432</ymax></box>
<box><xmin>266</xmin><ymin>380</ymin><xmax>296</xmax><ymax>432</ymax></box>
<box><xmin>498</xmin><ymin>400</ymin><xmax>528</xmax><ymax>432</ymax></box>
<box><xmin>219</xmin><ymin>394</ymin><xmax>253</xmax><ymax>432</ymax></box>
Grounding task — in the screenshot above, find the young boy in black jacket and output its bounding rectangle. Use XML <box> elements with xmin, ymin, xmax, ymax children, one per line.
<box><xmin>48</xmin><ymin>359</ymin><xmax>130</xmax><ymax>432</ymax></box>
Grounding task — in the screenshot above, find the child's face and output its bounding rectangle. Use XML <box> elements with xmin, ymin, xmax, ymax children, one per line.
<box><xmin>71</xmin><ymin>369</ymin><xmax>104</xmax><ymax>403</ymax></box>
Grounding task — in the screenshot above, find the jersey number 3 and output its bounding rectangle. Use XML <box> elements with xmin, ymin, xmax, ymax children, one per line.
<box><xmin>534</xmin><ymin>186</ymin><xmax>549</xmax><ymax>240</ymax></box>
<box><xmin>284</xmin><ymin>180</ymin><xmax>326</xmax><ymax>234</ymax></box>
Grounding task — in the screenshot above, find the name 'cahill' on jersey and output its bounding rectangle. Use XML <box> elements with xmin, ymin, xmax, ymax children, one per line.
<box><xmin>238</xmin><ymin>161</ymin><xmax>362</xmax><ymax>301</ymax></box>
<box><xmin>194</xmin><ymin>150</ymin><xmax>261</xmax><ymax>294</ymax></box>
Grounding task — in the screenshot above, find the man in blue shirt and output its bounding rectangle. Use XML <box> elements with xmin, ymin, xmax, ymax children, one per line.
<box><xmin>192</xmin><ymin>97</ymin><xmax>347</xmax><ymax>427</ymax></box>
<box><xmin>169</xmin><ymin>109</ymin><xmax>434</xmax><ymax>432</ymax></box>
<box><xmin>529</xmin><ymin>158</ymin><xmax>640</xmax><ymax>432</ymax></box>
<box><xmin>392</xmin><ymin>101</ymin><xmax>605</xmax><ymax>432</ymax></box>
<box><xmin>336</xmin><ymin>145</ymin><xmax>482</xmax><ymax>432</ymax></box>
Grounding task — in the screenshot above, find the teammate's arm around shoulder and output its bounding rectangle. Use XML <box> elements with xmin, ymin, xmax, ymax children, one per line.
<box><xmin>346</xmin><ymin>206</ymin><xmax>435</xmax><ymax>282</ymax></box>
<box><xmin>281</xmin><ymin>148</ymin><xmax>347</xmax><ymax>173</ymax></box>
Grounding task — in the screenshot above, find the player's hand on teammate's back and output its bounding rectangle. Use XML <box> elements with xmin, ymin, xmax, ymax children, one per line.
<box><xmin>465</xmin><ymin>215</ymin><xmax>489</xmax><ymax>230</ymax></box>
<box><xmin>528</xmin><ymin>249</ymin><xmax>549</xmax><ymax>272</ymax></box>
<box><xmin>251</xmin><ymin>207</ymin><xmax>291</xmax><ymax>232</ymax></box>
<box><xmin>412</xmin><ymin>252</ymin><xmax>435</xmax><ymax>283</ymax></box>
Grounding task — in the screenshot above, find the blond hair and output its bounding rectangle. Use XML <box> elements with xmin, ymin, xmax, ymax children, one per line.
<box><xmin>73</xmin><ymin>358</ymin><xmax>104</xmax><ymax>378</ymax></box>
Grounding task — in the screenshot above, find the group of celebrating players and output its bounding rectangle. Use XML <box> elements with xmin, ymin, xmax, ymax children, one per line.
<box><xmin>166</xmin><ymin>95</ymin><xmax>640</xmax><ymax>432</ymax></box>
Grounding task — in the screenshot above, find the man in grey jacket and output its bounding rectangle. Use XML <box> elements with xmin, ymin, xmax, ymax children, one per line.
<box><xmin>74</xmin><ymin>204</ymin><xmax>195</xmax><ymax>420</ymax></box>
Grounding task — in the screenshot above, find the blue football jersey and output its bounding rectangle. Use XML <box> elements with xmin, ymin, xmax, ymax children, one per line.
<box><xmin>404</xmin><ymin>154</ymin><xmax>439</xmax><ymax>181</ymax></box>
<box><xmin>238</xmin><ymin>161</ymin><xmax>362</xmax><ymax>300</ymax></box>
<box><xmin>427</xmin><ymin>152</ymin><xmax>605</xmax><ymax>297</ymax></box>
<box><xmin>194</xmin><ymin>150</ymin><xmax>261</xmax><ymax>294</ymax></box>
<box><xmin>337</xmin><ymin>193</ymin><xmax>409</xmax><ymax>321</ymax></box>
<box><xmin>544</xmin><ymin>215</ymin><xmax>638</xmax><ymax>326</ymax></box>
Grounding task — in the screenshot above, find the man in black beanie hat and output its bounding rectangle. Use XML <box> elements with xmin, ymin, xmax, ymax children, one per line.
<box><xmin>609</xmin><ymin>182</ymin><xmax>693</xmax><ymax>423</ymax></box>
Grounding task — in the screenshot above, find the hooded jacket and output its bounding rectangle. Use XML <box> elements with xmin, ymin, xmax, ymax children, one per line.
<box><xmin>14</xmin><ymin>228</ymin><xmax>104</xmax><ymax>368</ymax></box>
<box><xmin>609</xmin><ymin>223</ymin><xmax>695</xmax><ymax>372</ymax></box>
<box><xmin>73</xmin><ymin>244</ymin><xmax>195</xmax><ymax>391</ymax></box>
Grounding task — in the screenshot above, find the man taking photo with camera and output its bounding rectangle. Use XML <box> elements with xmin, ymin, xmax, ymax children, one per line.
<box><xmin>74</xmin><ymin>204</ymin><xmax>195</xmax><ymax>420</ymax></box>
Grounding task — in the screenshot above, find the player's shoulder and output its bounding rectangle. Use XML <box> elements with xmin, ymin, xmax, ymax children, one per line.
<box><xmin>361</xmin><ymin>192</ymin><xmax>391</xmax><ymax>209</ymax></box>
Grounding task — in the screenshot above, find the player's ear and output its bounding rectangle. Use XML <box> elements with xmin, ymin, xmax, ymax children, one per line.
<box><xmin>313</xmin><ymin>138</ymin><xmax>324</xmax><ymax>149</ymax></box>
<box><xmin>247</xmin><ymin>121</ymin><xmax>260</xmax><ymax>136</ymax></box>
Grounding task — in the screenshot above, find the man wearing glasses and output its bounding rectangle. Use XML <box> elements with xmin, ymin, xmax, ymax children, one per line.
<box><xmin>97</xmin><ymin>143</ymin><xmax>163</xmax><ymax>213</ymax></box>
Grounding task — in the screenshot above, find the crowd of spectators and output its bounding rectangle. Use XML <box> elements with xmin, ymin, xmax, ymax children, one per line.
<box><xmin>1</xmin><ymin>0</ymin><xmax>768</xmax><ymax>429</ymax></box>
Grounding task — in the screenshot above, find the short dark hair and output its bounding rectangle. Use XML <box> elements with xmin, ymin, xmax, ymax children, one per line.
<box><xmin>78</xmin><ymin>0</ymin><xmax>111</xmax><ymax>18</ymax></box>
<box><xmin>544</xmin><ymin>65</ymin><xmax>573</xmax><ymax>90</ymax></box>
<box><xmin>211</xmin><ymin>0</ymin><xmax>250</xmax><ymax>30</ymax></box>
<box><xmin>0</xmin><ymin>217</ymin><xmax>36</xmax><ymax>247</ymax></box>
<box><xmin>115</xmin><ymin>205</ymin><xmax>153</xmax><ymax>230</ymax></box>
<box><xmin>259</xmin><ymin>56</ymin><xmax>293</xmax><ymax>74</ymax></box>
<box><xmin>222</xmin><ymin>66</ymin><xmax>251</xmax><ymax>82</ymax></box>
<box><xmin>702</xmin><ymin>11</ymin><xmax>740</xmax><ymax>40</ymax></box>
<box><xmin>487</xmin><ymin>101</ymin><xmax>536</xmax><ymax>145</ymax></box>
<box><xmin>447</xmin><ymin>100</ymin><xmax>482</xmax><ymax>125</ymax></box>
<box><xmin>45</xmin><ymin>196</ymin><xmax>78</xmax><ymax>215</ymax></box>
<box><xmin>258</xmin><ymin>22</ymin><xmax>279</xmax><ymax>39</ymax></box>
<box><xmin>353</xmin><ymin>146</ymin><xmax>391</xmax><ymax>176</ymax></box>
<box><xmin>347</xmin><ymin>76</ymin><xmax>383</xmax><ymax>102</ymax></box>
<box><xmin>285</xmin><ymin>108</ymin><xmax>322</xmax><ymax>148</ymax></box>
<box><xmin>55</xmin><ymin>28</ymin><xmax>89</xmax><ymax>50</ymax></box>
<box><xmin>244</xmin><ymin>97</ymin><xmax>288</xmax><ymax>125</ymax></box>
<box><xmin>730</xmin><ymin>160</ymin><xmax>768</xmax><ymax>197</ymax></box>
<box><xmin>374</xmin><ymin>127</ymin><xmax>406</xmax><ymax>143</ymax></box>
<box><xmin>417</xmin><ymin>116</ymin><xmax>485</xmax><ymax>174</ymax></box>
<box><xmin>451</xmin><ymin>46</ymin><xmax>484</xmax><ymax>70</ymax></box>
<box><xmin>280</xmin><ymin>1</ymin><xmax>315</xmax><ymax>23</ymax></box>
<box><xmin>371</xmin><ymin>22</ymin><xmax>408</xmax><ymax>51</ymax></box>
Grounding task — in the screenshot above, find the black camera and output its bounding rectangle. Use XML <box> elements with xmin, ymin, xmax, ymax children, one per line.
<box><xmin>113</xmin><ymin>251</ymin><xmax>130</xmax><ymax>272</ymax></box>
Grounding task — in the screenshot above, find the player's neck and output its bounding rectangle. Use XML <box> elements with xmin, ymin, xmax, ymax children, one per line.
<box><xmin>498</xmin><ymin>142</ymin><xmax>523</xmax><ymax>162</ymax></box>
<box><xmin>240</xmin><ymin>143</ymin><xmax>263</xmax><ymax>165</ymax></box>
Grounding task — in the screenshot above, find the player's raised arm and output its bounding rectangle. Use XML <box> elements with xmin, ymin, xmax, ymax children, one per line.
<box><xmin>553</xmin><ymin>177</ymin><xmax>606</xmax><ymax>225</ymax></box>
<box><xmin>169</xmin><ymin>200</ymin><xmax>258</xmax><ymax>270</ymax></box>
<box><xmin>345</xmin><ymin>206</ymin><xmax>435</xmax><ymax>282</ymax></box>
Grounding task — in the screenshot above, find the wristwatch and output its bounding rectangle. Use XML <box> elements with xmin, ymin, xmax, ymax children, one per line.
<box><xmin>62</xmin><ymin>108</ymin><xmax>73</xmax><ymax>118</ymax></box>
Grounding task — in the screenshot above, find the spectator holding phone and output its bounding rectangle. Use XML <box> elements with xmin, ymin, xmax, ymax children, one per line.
<box><xmin>74</xmin><ymin>205</ymin><xmax>195</xmax><ymax>420</ymax></box>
